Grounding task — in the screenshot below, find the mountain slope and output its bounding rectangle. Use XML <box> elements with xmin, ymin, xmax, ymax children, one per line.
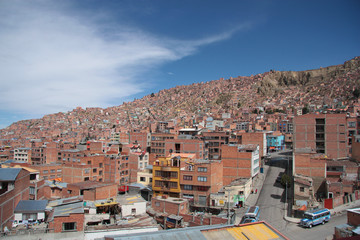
<box><xmin>1</xmin><ymin>57</ymin><xmax>359</xmax><ymax>141</ymax></box>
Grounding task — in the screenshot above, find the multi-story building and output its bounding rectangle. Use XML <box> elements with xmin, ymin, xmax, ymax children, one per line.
<box><xmin>347</xmin><ymin>116</ymin><xmax>357</xmax><ymax>155</ymax></box>
<box><xmin>152</xmin><ymin>153</ymin><xmax>223</xmax><ymax>206</ymax></box>
<box><xmin>293</xmin><ymin>113</ymin><xmax>348</xmax><ymax>159</ymax></box>
<box><xmin>29</xmin><ymin>163</ymin><xmax>63</xmax><ymax>181</ymax></box>
<box><xmin>165</xmin><ymin>138</ymin><xmax>204</xmax><ymax>159</ymax></box>
<box><xmin>0</xmin><ymin>168</ymin><xmax>30</xmax><ymax>230</ymax></box>
<box><xmin>179</xmin><ymin>159</ymin><xmax>223</xmax><ymax>206</ymax></box>
<box><xmin>240</xmin><ymin>132</ymin><xmax>268</xmax><ymax>159</ymax></box>
<box><xmin>152</xmin><ymin>155</ymin><xmax>183</xmax><ymax>198</ymax></box>
<box><xmin>62</xmin><ymin>155</ymin><xmax>106</xmax><ymax>183</ymax></box>
<box><xmin>221</xmin><ymin>144</ymin><xmax>260</xmax><ymax>186</ymax></box>
<box><xmin>201</xmin><ymin>131</ymin><xmax>229</xmax><ymax>160</ymax></box>
<box><xmin>267</xmin><ymin>134</ymin><xmax>285</xmax><ymax>152</ymax></box>
<box><xmin>13</xmin><ymin>148</ymin><xmax>31</xmax><ymax>163</ymax></box>
<box><xmin>129</xmin><ymin>131</ymin><xmax>151</xmax><ymax>151</ymax></box>
<box><xmin>150</xmin><ymin>132</ymin><xmax>175</xmax><ymax>158</ymax></box>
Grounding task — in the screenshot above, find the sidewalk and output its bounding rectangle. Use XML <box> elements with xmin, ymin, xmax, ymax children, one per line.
<box><xmin>234</xmin><ymin>164</ymin><xmax>270</xmax><ymax>224</ymax></box>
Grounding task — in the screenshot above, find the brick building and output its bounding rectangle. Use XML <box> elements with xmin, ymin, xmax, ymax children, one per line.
<box><xmin>201</xmin><ymin>131</ymin><xmax>229</xmax><ymax>160</ymax></box>
<box><xmin>47</xmin><ymin>197</ymin><xmax>84</xmax><ymax>233</ymax></box>
<box><xmin>165</xmin><ymin>137</ymin><xmax>204</xmax><ymax>159</ymax></box>
<box><xmin>150</xmin><ymin>132</ymin><xmax>175</xmax><ymax>159</ymax></box>
<box><xmin>293</xmin><ymin>113</ymin><xmax>348</xmax><ymax>159</ymax></box>
<box><xmin>151</xmin><ymin>196</ymin><xmax>189</xmax><ymax>215</ymax></box>
<box><xmin>240</xmin><ymin>132</ymin><xmax>268</xmax><ymax>159</ymax></box>
<box><xmin>152</xmin><ymin>153</ymin><xmax>223</xmax><ymax>207</ymax></box>
<box><xmin>221</xmin><ymin>144</ymin><xmax>260</xmax><ymax>186</ymax></box>
<box><xmin>0</xmin><ymin>168</ymin><xmax>30</xmax><ymax>230</ymax></box>
<box><xmin>66</xmin><ymin>181</ymin><xmax>117</xmax><ymax>201</ymax></box>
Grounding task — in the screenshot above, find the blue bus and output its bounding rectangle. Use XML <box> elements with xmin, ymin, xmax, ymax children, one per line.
<box><xmin>240</xmin><ymin>206</ymin><xmax>260</xmax><ymax>224</ymax></box>
<box><xmin>300</xmin><ymin>208</ymin><xmax>331</xmax><ymax>228</ymax></box>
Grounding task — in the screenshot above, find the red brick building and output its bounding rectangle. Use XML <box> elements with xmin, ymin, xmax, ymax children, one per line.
<box><xmin>165</xmin><ymin>138</ymin><xmax>204</xmax><ymax>159</ymax></box>
<box><xmin>0</xmin><ymin>168</ymin><xmax>30</xmax><ymax>230</ymax></box>
<box><xmin>239</xmin><ymin>132</ymin><xmax>268</xmax><ymax>159</ymax></box>
<box><xmin>47</xmin><ymin>197</ymin><xmax>84</xmax><ymax>233</ymax></box>
<box><xmin>293</xmin><ymin>113</ymin><xmax>348</xmax><ymax>159</ymax></box>
<box><xmin>151</xmin><ymin>196</ymin><xmax>189</xmax><ymax>215</ymax></box>
<box><xmin>66</xmin><ymin>181</ymin><xmax>117</xmax><ymax>201</ymax></box>
<box><xmin>221</xmin><ymin>144</ymin><xmax>260</xmax><ymax>186</ymax></box>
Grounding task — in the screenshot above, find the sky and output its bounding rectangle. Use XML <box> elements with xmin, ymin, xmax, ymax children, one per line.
<box><xmin>0</xmin><ymin>0</ymin><xmax>359</xmax><ymax>129</ymax></box>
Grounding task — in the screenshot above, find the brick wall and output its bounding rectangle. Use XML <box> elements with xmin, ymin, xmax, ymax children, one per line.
<box><xmin>0</xmin><ymin>169</ymin><xmax>30</xmax><ymax>230</ymax></box>
<box><xmin>294</xmin><ymin>153</ymin><xmax>326</xmax><ymax>178</ymax></box>
<box><xmin>49</xmin><ymin>213</ymin><xmax>84</xmax><ymax>233</ymax></box>
<box><xmin>348</xmin><ymin>210</ymin><xmax>360</xmax><ymax>226</ymax></box>
<box><xmin>222</xmin><ymin>145</ymin><xmax>252</xmax><ymax>186</ymax></box>
<box><xmin>151</xmin><ymin>197</ymin><xmax>188</xmax><ymax>215</ymax></box>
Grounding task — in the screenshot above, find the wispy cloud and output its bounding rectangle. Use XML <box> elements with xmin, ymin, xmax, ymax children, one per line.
<box><xmin>0</xmin><ymin>0</ymin><xmax>243</xmax><ymax>119</ymax></box>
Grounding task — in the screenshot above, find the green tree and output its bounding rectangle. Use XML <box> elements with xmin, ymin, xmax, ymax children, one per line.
<box><xmin>280</xmin><ymin>174</ymin><xmax>292</xmax><ymax>188</ymax></box>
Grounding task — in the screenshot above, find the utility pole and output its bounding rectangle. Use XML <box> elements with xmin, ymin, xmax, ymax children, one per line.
<box><xmin>227</xmin><ymin>189</ymin><xmax>231</xmax><ymax>224</ymax></box>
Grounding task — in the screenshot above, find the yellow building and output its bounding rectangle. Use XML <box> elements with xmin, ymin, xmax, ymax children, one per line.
<box><xmin>152</xmin><ymin>154</ymin><xmax>195</xmax><ymax>198</ymax></box>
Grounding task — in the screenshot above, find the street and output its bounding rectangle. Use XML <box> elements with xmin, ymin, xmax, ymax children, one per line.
<box><xmin>256</xmin><ymin>150</ymin><xmax>348</xmax><ymax>240</ymax></box>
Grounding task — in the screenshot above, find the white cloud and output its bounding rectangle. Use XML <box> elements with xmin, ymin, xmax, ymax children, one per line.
<box><xmin>0</xmin><ymin>0</ymin><xmax>242</xmax><ymax>118</ymax></box>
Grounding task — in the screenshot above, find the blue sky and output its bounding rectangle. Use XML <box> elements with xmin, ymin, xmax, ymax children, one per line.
<box><xmin>0</xmin><ymin>0</ymin><xmax>359</xmax><ymax>129</ymax></box>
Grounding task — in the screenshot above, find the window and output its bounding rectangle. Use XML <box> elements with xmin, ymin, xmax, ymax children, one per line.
<box><xmin>169</xmin><ymin>182</ymin><xmax>177</xmax><ymax>188</ymax></box>
<box><xmin>140</xmin><ymin>177</ymin><xmax>146</xmax><ymax>182</ymax></box>
<box><xmin>198</xmin><ymin>176</ymin><xmax>207</xmax><ymax>182</ymax></box>
<box><xmin>300</xmin><ymin>187</ymin><xmax>305</xmax><ymax>192</ymax></box>
<box><xmin>183</xmin><ymin>175</ymin><xmax>193</xmax><ymax>181</ymax></box>
<box><xmin>93</xmin><ymin>168</ymin><xmax>97</xmax><ymax>173</ymax></box>
<box><xmin>50</xmin><ymin>169</ymin><xmax>55</xmax><ymax>173</ymax></box>
<box><xmin>131</xmin><ymin>208</ymin><xmax>136</xmax><ymax>214</ymax></box>
<box><xmin>99</xmin><ymin>170</ymin><xmax>103</xmax><ymax>176</ymax></box>
<box><xmin>198</xmin><ymin>167</ymin><xmax>207</xmax><ymax>172</ymax></box>
<box><xmin>62</xmin><ymin>222</ymin><xmax>76</xmax><ymax>231</ymax></box>
<box><xmin>43</xmin><ymin>170</ymin><xmax>48</xmax><ymax>174</ymax></box>
<box><xmin>183</xmin><ymin>185</ymin><xmax>193</xmax><ymax>190</ymax></box>
<box><xmin>84</xmin><ymin>177</ymin><xmax>89</xmax><ymax>181</ymax></box>
<box><xmin>155</xmin><ymin>201</ymin><xmax>160</xmax><ymax>207</ymax></box>
<box><xmin>348</xmin><ymin>122</ymin><xmax>356</xmax><ymax>128</ymax></box>
<box><xmin>197</xmin><ymin>186</ymin><xmax>207</xmax><ymax>191</ymax></box>
<box><xmin>99</xmin><ymin>163</ymin><xmax>103</xmax><ymax>168</ymax></box>
<box><xmin>170</xmin><ymin>172</ymin><xmax>178</xmax><ymax>178</ymax></box>
<box><xmin>88</xmin><ymin>161</ymin><xmax>91</xmax><ymax>165</ymax></box>
<box><xmin>29</xmin><ymin>186</ymin><xmax>35</xmax><ymax>195</ymax></box>
<box><xmin>57</xmin><ymin>169</ymin><xmax>62</xmax><ymax>172</ymax></box>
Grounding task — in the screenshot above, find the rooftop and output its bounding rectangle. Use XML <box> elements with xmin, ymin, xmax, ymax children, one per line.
<box><xmin>0</xmin><ymin>168</ymin><xmax>21</xmax><ymax>181</ymax></box>
<box><xmin>68</xmin><ymin>181</ymin><xmax>116</xmax><ymax>190</ymax></box>
<box><xmin>105</xmin><ymin>221</ymin><xmax>289</xmax><ymax>240</ymax></box>
<box><xmin>15</xmin><ymin>200</ymin><xmax>48</xmax><ymax>213</ymax></box>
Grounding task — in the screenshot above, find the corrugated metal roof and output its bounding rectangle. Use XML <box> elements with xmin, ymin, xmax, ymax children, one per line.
<box><xmin>14</xmin><ymin>200</ymin><xmax>48</xmax><ymax>213</ymax></box>
<box><xmin>53</xmin><ymin>201</ymin><xmax>84</xmax><ymax>218</ymax></box>
<box><xmin>0</xmin><ymin>168</ymin><xmax>21</xmax><ymax>181</ymax></box>
<box><xmin>106</xmin><ymin>222</ymin><xmax>289</xmax><ymax>240</ymax></box>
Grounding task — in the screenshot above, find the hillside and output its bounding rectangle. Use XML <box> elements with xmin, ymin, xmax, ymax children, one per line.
<box><xmin>1</xmin><ymin>57</ymin><xmax>359</xmax><ymax>141</ymax></box>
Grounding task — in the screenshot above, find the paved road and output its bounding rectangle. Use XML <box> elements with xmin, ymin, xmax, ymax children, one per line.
<box><xmin>257</xmin><ymin>151</ymin><xmax>348</xmax><ymax>239</ymax></box>
<box><xmin>258</xmin><ymin>158</ymin><xmax>288</xmax><ymax>232</ymax></box>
